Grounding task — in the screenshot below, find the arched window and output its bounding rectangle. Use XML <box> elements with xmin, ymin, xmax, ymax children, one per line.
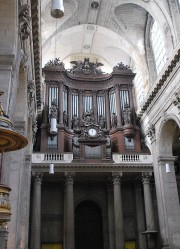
<box><xmin>151</xmin><ymin>20</ymin><xmax>167</xmax><ymax>74</ymax></box>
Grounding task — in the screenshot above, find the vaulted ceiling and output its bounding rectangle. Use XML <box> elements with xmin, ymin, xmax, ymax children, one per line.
<box><xmin>42</xmin><ymin>1</ymin><xmax>143</xmax><ymax>71</ymax></box>
<box><xmin>40</xmin><ymin>0</ymin><xmax>171</xmax><ymax>75</ymax></box>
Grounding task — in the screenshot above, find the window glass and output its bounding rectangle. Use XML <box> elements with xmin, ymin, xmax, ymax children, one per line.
<box><xmin>134</xmin><ymin>70</ymin><xmax>144</xmax><ymax>108</ymax></box>
<box><xmin>151</xmin><ymin>20</ymin><xmax>167</xmax><ymax>74</ymax></box>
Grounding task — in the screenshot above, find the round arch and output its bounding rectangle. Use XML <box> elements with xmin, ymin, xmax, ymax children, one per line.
<box><xmin>113</xmin><ymin>0</ymin><xmax>176</xmax><ymax>44</ymax></box>
<box><xmin>157</xmin><ymin>117</ymin><xmax>180</xmax><ymax>157</ymax></box>
<box><xmin>75</xmin><ymin>200</ymin><xmax>104</xmax><ymax>249</ymax></box>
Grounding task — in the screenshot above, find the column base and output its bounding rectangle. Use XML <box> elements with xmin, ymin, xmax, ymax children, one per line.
<box><xmin>0</xmin><ymin>227</ymin><xmax>8</xmax><ymax>249</ymax></box>
<box><xmin>161</xmin><ymin>245</ymin><xmax>170</xmax><ymax>249</ymax></box>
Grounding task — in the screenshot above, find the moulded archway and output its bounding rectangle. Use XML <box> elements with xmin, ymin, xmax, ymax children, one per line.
<box><xmin>158</xmin><ymin>118</ymin><xmax>180</xmax><ymax>157</ymax></box>
<box><xmin>75</xmin><ymin>200</ymin><xmax>104</xmax><ymax>249</ymax></box>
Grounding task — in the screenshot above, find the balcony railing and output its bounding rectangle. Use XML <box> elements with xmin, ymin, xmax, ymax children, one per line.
<box><xmin>32</xmin><ymin>153</ymin><xmax>73</xmax><ymax>164</ymax></box>
<box><xmin>32</xmin><ymin>153</ymin><xmax>152</xmax><ymax>165</ymax></box>
<box><xmin>113</xmin><ymin>154</ymin><xmax>153</xmax><ymax>164</ymax></box>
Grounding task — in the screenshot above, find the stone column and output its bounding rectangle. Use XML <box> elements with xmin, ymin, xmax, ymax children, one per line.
<box><xmin>115</xmin><ymin>86</ymin><xmax>122</xmax><ymax>127</ymax></box>
<box><xmin>0</xmin><ymin>227</ymin><xmax>8</xmax><ymax>249</ymax></box>
<box><xmin>107</xmin><ymin>184</ymin><xmax>115</xmax><ymax>249</ymax></box>
<box><xmin>142</xmin><ymin>173</ymin><xmax>156</xmax><ymax>249</ymax></box>
<box><xmin>105</xmin><ymin>90</ymin><xmax>111</xmax><ymax>130</ymax></box>
<box><xmin>112</xmin><ymin>172</ymin><xmax>124</xmax><ymax>249</ymax></box>
<box><xmin>64</xmin><ymin>172</ymin><xmax>75</xmax><ymax>249</ymax></box>
<box><xmin>134</xmin><ymin>183</ymin><xmax>147</xmax><ymax>249</ymax></box>
<box><xmin>30</xmin><ymin>174</ymin><xmax>42</xmax><ymax>249</ymax></box>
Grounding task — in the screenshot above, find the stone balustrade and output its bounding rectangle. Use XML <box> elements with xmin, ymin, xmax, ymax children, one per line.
<box><xmin>32</xmin><ymin>153</ymin><xmax>73</xmax><ymax>164</ymax></box>
<box><xmin>113</xmin><ymin>154</ymin><xmax>153</xmax><ymax>164</ymax></box>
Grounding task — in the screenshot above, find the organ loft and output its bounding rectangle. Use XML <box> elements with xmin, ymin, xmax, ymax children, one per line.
<box><xmin>37</xmin><ymin>58</ymin><xmax>141</xmax><ymax>156</ymax></box>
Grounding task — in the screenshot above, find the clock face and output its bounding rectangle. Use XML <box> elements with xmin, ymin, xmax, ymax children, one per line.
<box><xmin>88</xmin><ymin>128</ymin><xmax>97</xmax><ymax>137</ymax></box>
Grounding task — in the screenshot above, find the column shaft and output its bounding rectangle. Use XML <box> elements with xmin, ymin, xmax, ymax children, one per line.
<box><xmin>142</xmin><ymin>174</ymin><xmax>156</xmax><ymax>231</ymax></box>
<box><xmin>107</xmin><ymin>185</ymin><xmax>115</xmax><ymax>249</ymax></box>
<box><xmin>30</xmin><ymin>174</ymin><xmax>42</xmax><ymax>249</ymax></box>
<box><xmin>134</xmin><ymin>183</ymin><xmax>147</xmax><ymax>249</ymax></box>
<box><xmin>113</xmin><ymin>173</ymin><xmax>124</xmax><ymax>249</ymax></box>
<box><xmin>142</xmin><ymin>173</ymin><xmax>156</xmax><ymax>249</ymax></box>
<box><xmin>64</xmin><ymin>173</ymin><xmax>75</xmax><ymax>249</ymax></box>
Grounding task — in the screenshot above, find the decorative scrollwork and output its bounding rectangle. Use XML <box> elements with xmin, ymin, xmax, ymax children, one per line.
<box><xmin>69</xmin><ymin>58</ymin><xmax>104</xmax><ymax>76</ymax></box>
<box><xmin>171</xmin><ymin>88</ymin><xmax>180</xmax><ymax>111</ymax></box>
<box><xmin>147</xmin><ymin>123</ymin><xmax>155</xmax><ymax>141</ymax></box>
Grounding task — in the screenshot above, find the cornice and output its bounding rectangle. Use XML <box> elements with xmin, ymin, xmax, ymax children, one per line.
<box><xmin>32</xmin><ymin>163</ymin><xmax>153</xmax><ymax>173</ymax></box>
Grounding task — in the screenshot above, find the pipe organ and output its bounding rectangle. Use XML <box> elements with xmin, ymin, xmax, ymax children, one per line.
<box><xmin>38</xmin><ymin>59</ymin><xmax>141</xmax><ymax>156</ymax></box>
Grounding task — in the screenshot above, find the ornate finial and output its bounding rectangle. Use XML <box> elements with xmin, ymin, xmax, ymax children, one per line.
<box><xmin>113</xmin><ymin>62</ymin><xmax>132</xmax><ymax>72</ymax></box>
<box><xmin>45</xmin><ymin>58</ymin><xmax>64</xmax><ymax>67</ymax></box>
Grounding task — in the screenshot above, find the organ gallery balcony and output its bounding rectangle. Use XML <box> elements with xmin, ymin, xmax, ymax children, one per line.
<box><xmin>32</xmin><ymin>153</ymin><xmax>153</xmax><ymax>167</ymax></box>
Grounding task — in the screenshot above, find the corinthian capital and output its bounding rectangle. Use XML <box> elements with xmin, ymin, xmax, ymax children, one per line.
<box><xmin>112</xmin><ymin>172</ymin><xmax>123</xmax><ymax>184</ymax></box>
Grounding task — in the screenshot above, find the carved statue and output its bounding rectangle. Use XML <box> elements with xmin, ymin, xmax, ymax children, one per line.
<box><xmin>19</xmin><ymin>4</ymin><xmax>31</xmax><ymax>40</ymax></box>
<box><xmin>123</xmin><ymin>105</ymin><xmax>132</xmax><ymax>125</ymax></box>
<box><xmin>32</xmin><ymin>120</ymin><xmax>38</xmax><ymax>144</ymax></box>
<box><xmin>111</xmin><ymin>113</ymin><xmax>117</xmax><ymax>128</ymax></box>
<box><xmin>50</xmin><ymin>99</ymin><xmax>58</xmax><ymax>119</ymax></box>
<box><xmin>98</xmin><ymin>115</ymin><xmax>106</xmax><ymax>129</ymax></box>
<box><xmin>72</xmin><ymin>114</ymin><xmax>80</xmax><ymax>130</ymax></box>
<box><xmin>82</xmin><ymin>108</ymin><xmax>95</xmax><ymax>124</ymax></box>
<box><xmin>27</xmin><ymin>80</ymin><xmax>35</xmax><ymax>116</ymax></box>
<box><xmin>63</xmin><ymin>111</ymin><xmax>68</xmax><ymax>126</ymax></box>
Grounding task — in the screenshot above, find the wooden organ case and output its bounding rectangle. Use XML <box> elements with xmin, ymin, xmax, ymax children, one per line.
<box><xmin>39</xmin><ymin>59</ymin><xmax>141</xmax><ymax>161</ymax></box>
